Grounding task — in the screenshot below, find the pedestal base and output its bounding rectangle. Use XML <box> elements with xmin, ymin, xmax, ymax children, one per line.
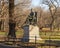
<box><xmin>23</xmin><ymin>25</ymin><xmax>42</xmax><ymax>42</ymax></box>
<box><xmin>29</xmin><ymin>25</ymin><xmax>42</xmax><ymax>42</ymax></box>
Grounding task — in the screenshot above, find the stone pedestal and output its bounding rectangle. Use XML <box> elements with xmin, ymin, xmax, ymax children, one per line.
<box><xmin>29</xmin><ymin>25</ymin><xmax>42</xmax><ymax>42</ymax></box>
<box><xmin>22</xmin><ymin>25</ymin><xmax>29</xmax><ymax>42</ymax></box>
<box><xmin>23</xmin><ymin>25</ymin><xmax>42</xmax><ymax>42</ymax></box>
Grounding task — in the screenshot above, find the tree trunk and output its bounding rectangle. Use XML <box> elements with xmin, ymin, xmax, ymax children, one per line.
<box><xmin>50</xmin><ymin>15</ymin><xmax>54</xmax><ymax>31</ymax></box>
<box><xmin>58</xmin><ymin>24</ymin><xmax>59</xmax><ymax>31</ymax></box>
<box><xmin>8</xmin><ymin>0</ymin><xmax>16</xmax><ymax>38</ymax></box>
<box><xmin>0</xmin><ymin>21</ymin><xmax>2</xmax><ymax>31</ymax></box>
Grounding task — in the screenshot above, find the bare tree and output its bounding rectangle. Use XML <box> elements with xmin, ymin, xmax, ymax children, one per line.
<box><xmin>0</xmin><ymin>0</ymin><xmax>9</xmax><ymax>31</ymax></box>
<box><xmin>14</xmin><ymin>0</ymin><xmax>31</xmax><ymax>28</ymax></box>
<box><xmin>0</xmin><ymin>0</ymin><xmax>2</xmax><ymax>30</ymax></box>
<box><xmin>7</xmin><ymin>0</ymin><xmax>31</xmax><ymax>38</ymax></box>
<box><xmin>8</xmin><ymin>0</ymin><xmax>16</xmax><ymax>38</ymax></box>
<box><xmin>42</xmin><ymin>0</ymin><xmax>59</xmax><ymax>31</ymax></box>
<box><xmin>54</xmin><ymin>7</ymin><xmax>60</xmax><ymax>31</ymax></box>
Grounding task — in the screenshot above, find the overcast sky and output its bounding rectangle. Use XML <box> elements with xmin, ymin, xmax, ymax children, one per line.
<box><xmin>31</xmin><ymin>0</ymin><xmax>41</xmax><ymax>6</ymax></box>
<box><xmin>15</xmin><ymin>0</ymin><xmax>41</xmax><ymax>6</ymax></box>
<box><xmin>14</xmin><ymin>0</ymin><xmax>60</xmax><ymax>10</ymax></box>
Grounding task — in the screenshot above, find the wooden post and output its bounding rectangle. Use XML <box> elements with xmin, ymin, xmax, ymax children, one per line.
<box><xmin>35</xmin><ymin>36</ymin><xmax>37</xmax><ymax>48</ymax></box>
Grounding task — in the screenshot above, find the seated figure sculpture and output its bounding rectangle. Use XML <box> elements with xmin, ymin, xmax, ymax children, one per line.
<box><xmin>29</xmin><ymin>9</ymin><xmax>34</xmax><ymax>24</ymax></box>
<box><xmin>22</xmin><ymin>9</ymin><xmax>42</xmax><ymax>42</ymax></box>
<box><xmin>28</xmin><ymin>9</ymin><xmax>37</xmax><ymax>25</ymax></box>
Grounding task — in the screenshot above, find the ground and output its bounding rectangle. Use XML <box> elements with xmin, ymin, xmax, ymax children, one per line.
<box><xmin>0</xmin><ymin>30</ymin><xmax>60</xmax><ymax>42</ymax></box>
<box><xmin>0</xmin><ymin>30</ymin><xmax>60</xmax><ymax>48</ymax></box>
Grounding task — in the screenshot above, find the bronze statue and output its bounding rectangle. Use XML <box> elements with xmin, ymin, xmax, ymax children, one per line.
<box><xmin>28</xmin><ymin>9</ymin><xmax>37</xmax><ymax>25</ymax></box>
<box><xmin>29</xmin><ymin>9</ymin><xmax>34</xmax><ymax>24</ymax></box>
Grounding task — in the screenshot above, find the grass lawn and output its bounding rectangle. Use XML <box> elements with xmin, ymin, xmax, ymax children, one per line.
<box><xmin>40</xmin><ymin>31</ymin><xmax>60</xmax><ymax>40</ymax></box>
<box><xmin>0</xmin><ymin>30</ymin><xmax>60</xmax><ymax>48</ymax></box>
<box><xmin>0</xmin><ymin>30</ymin><xmax>60</xmax><ymax>42</ymax></box>
<box><xmin>0</xmin><ymin>31</ymin><xmax>7</xmax><ymax>36</ymax></box>
<box><xmin>16</xmin><ymin>29</ymin><xmax>24</xmax><ymax>38</ymax></box>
